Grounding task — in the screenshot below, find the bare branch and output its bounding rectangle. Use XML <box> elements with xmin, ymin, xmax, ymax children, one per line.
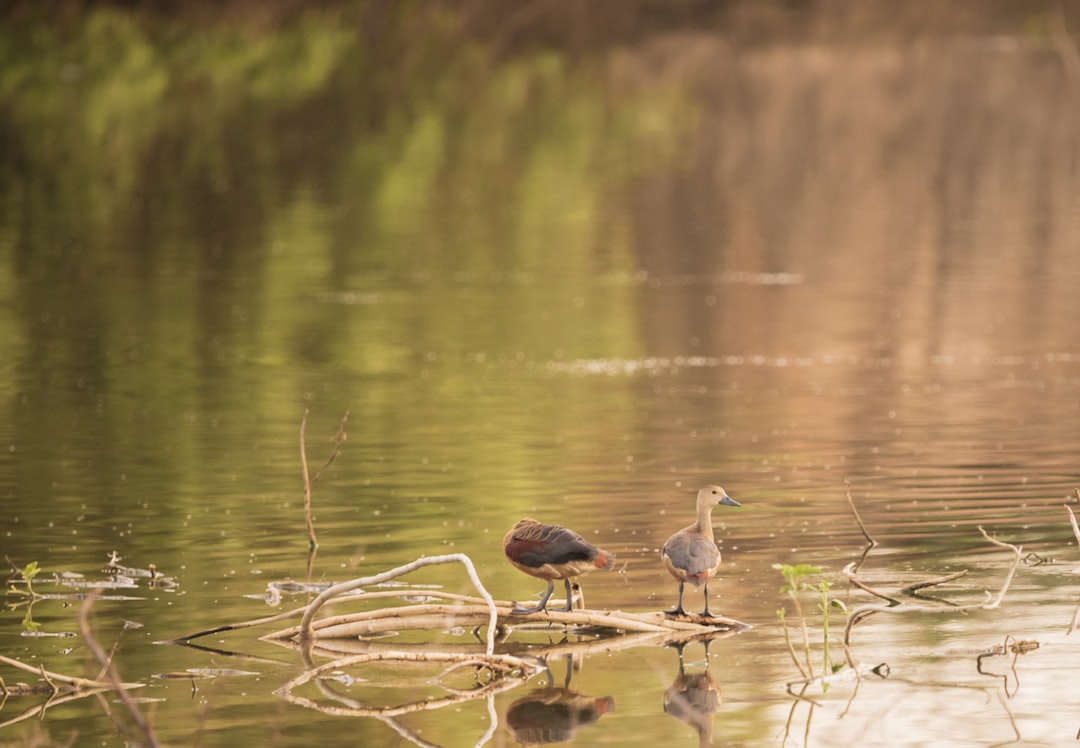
<box><xmin>841</xmin><ymin>562</ymin><xmax>901</xmax><ymax>605</ymax></box>
<box><xmin>844</xmin><ymin>480</ymin><xmax>878</xmax><ymax>548</ymax></box>
<box><xmin>299</xmin><ymin>409</ymin><xmax>316</xmax><ymax>548</ymax></box>
<box><xmin>296</xmin><ymin>554</ymin><xmax>500</xmax><ymax>654</ymax></box>
<box><xmin>299</xmin><ymin>410</ymin><xmax>350</xmax><ymax>550</ymax></box>
<box><xmin>844</xmin><ymin>526</ymin><xmax>1023</xmax><ymax>654</ymax></box>
<box><xmin>902</xmin><ymin>570</ymin><xmax>968</xmax><ymax>593</ymax></box>
<box><xmin>1066</xmin><ymin>503</ymin><xmax>1080</xmax><ymax>548</ymax></box>
<box><xmin>78</xmin><ymin>591</ymin><xmax>159</xmax><ymax>747</ymax></box>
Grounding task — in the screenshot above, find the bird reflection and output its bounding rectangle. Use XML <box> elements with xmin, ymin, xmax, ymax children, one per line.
<box><xmin>664</xmin><ymin>640</ymin><xmax>723</xmax><ymax>747</ymax></box>
<box><xmin>506</xmin><ymin>654</ymin><xmax>615</xmax><ymax>746</ymax></box>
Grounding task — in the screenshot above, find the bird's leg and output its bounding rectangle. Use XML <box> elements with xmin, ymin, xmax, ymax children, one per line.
<box><xmin>512</xmin><ymin>580</ymin><xmax>555</xmax><ymax>615</ymax></box>
<box><xmin>552</xmin><ymin>578</ymin><xmax>574</xmax><ymax>612</ymax></box>
<box><xmin>667</xmin><ymin>581</ymin><xmax>687</xmax><ymax>616</ymax></box>
<box><xmin>702</xmin><ymin>580</ymin><xmax>712</xmax><ymax>618</ymax></box>
<box><xmin>674</xmin><ymin>640</ymin><xmax>688</xmax><ymax>677</ymax></box>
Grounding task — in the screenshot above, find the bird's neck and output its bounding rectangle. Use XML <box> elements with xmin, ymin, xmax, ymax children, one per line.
<box><xmin>695</xmin><ymin>504</ymin><xmax>715</xmax><ymax>541</ymax></box>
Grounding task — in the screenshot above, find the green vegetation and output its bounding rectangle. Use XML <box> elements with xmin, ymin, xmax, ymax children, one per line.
<box><xmin>774</xmin><ymin>563</ymin><xmax>847</xmax><ymax>684</ymax></box>
<box><xmin>7</xmin><ymin>561</ymin><xmax>43</xmax><ymax>633</ymax></box>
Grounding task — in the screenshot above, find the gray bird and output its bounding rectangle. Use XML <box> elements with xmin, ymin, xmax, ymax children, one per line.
<box><xmin>661</xmin><ymin>485</ymin><xmax>740</xmax><ymax>617</ymax></box>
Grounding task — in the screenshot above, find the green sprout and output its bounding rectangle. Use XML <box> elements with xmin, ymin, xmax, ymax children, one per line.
<box><xmin>8</xmin><ymin>561</ymin><xmax>43</xmax><ymax>599</ymax></box>
<box><xmin>774</xmin><ymin>563</ymin><xmax>847</xmax><ymax>684</ymax></box>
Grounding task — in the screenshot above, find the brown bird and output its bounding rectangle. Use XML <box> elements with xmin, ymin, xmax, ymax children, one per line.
<box><xmin>503</xmin><ymin>518</ymin><xmax>615</xmax><ymax>615</ymax></box>
<box><xmin>507</xmin><ymin>688</ymin><xmax>615</xmax><ymax>745</ymax></box>
<box><xmin>661</xmin><ymin>485</ymin><xmax>740</xmax><ymax>617</ymax></box>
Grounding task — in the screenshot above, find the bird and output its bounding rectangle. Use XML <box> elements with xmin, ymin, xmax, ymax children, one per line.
<box><xmin>506</xmin><ymin>687</ymin><xmax>615</xmax><ymax>744</ymax></box>
<box><xmin>506</xmin><ymin>653</ymin><xmax>615</xmax><ymax>745</ymax></box>
<box><xmin>663</xmin><ymin>641</ymin><xmax>722</xmax><ymax>748</ymax></box>
<box><xmin>661</xmin><ymin>485</ymin><xmax>740</xmax><ymax>617</ymax></box>
<box><xmin>503</xmin><ymin>518</ymin><xmax>615</xmax><ymax>615</ymax></box>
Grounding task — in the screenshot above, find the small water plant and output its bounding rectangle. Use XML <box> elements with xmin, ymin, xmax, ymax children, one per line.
<box><xmin>6</xmin><ymin>561</ymin><xmax>44</xmax><ymax>633</ymax></box>
<box><xmin>774</xmin><ymin>563</ymin><xmax>847</xmax><ymax>683</ymax></box>
<box><xmin>7</xmin><ymin>560</ymin><xmax>42</xmax><ymax>599</ymax></box>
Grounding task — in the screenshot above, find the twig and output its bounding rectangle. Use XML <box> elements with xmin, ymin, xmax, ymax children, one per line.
<box><xmin>1065</xmin><ymin>503</ymin><xmax>1080</xmax><ymax>548</ymax></box>
<box><xmin>311</xmin><ymin>411</ymin><xmax>349</xmax><ymax>486</ymax></box>
<box><xmin>777</xmin><ymin>609</ymin><xmax>808</xmax><ymax>680</ymax></box>
<box><xmin>0</xmin><ymin>653</ymin><xmax>130</xmax><ymax>692</ymax></box>
<box><xmin>157</xmin><ymin>603</ymin><xmax>314</xmax><ymax>644</ymax></box>
<box><xmin>298</xmin><ymin>554</ymin><xmax>500</xmax><ymax>655</ymax></box>
<box><xmin>844</xmin><ymin>481</ymin><xmax>878</xmax><ymax>549</ymax></box>
<box><xmin>298</xmin><ymin>410</ymin><xmax>349</xmax><ymax>551</ymax></box>
<box><xmin>78</xmin><ymin>591</ymin><xmax>159</xmax><ymax>747</ymax></box>
<box><xmin>841</xmin><ymin>562</ymin><xmax>902</xmax><ymax>605</ymax></box>
<box><xmin>1069</xmin><ymin>599</ymin><xmax>1080</xmax><ymax>635</ymax></box>
<box><xmin>902</xmin><ymin>570</ymin><xmax>968</xmax><ymax>593</ymax></box>
<box><xmin>300</xmin><ymin>410</ymin><xmax>316</xmax><ymax>549</ymax></box>
<box><xmin>977</xmin><ymin>525</ymin><xmax>1022</xmax><ymax>609</ymax></box>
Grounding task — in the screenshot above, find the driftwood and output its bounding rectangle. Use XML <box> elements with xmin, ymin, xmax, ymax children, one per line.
<box><xmin>841</xmin><ymin>525</ymin><xmax>1023</xmax><ymax>672</ymax></box>
<box><xmin>274</xmin><ymin>650</ymin><xmax>538</xmax><ymax>714</ymax></box>
<box><xmin>170</xmin><ymin>553</ymin><xmax>749</xmax><ymax>655</ymax></box>
<box><xmin>265</xmin><ymin>598</ymin><xmax>747</xmax><ymax>642</ymax></box>
<box><xmin>291</xmin><ymin>626</ymin><xmax>742</xmax><ymax>664</ymax></box>
<box><xmin>0</xmin><ymin>652</ymin><xmax>140</xmax><ymax>695</ymax></box>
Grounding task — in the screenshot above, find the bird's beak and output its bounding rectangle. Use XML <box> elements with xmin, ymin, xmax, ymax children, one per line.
<box><xmin>721</xmin><ymin>495</ymin><xmax>740</xmax><ymax>507</ymax></box>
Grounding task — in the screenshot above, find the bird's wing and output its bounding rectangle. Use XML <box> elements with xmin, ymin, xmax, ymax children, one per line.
<box><xmin>506</xmin><ymin>523</ymin><xmax>595</xmax><ymax>568</ymax></box>
<box><xmin>663</xmin><ymin>533</ymin><xmax>720</xmax><ymax>577</ymax></box>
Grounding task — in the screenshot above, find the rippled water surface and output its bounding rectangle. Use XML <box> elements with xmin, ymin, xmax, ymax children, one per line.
<box><xmin>3</xmin><ymin>2</ymin><xmax>1080</xmax><ymax>746</ymax></box>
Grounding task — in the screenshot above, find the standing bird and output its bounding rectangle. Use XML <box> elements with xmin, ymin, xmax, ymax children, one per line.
<box><xmin>503</xmin><ymin>518</ymin><xmax>615</xmax><ymax>615</ymax></box>
<box><xmin>661</xmin><ymin>485</ymin><xmax>740</xmax><ymax>617</ymax></box>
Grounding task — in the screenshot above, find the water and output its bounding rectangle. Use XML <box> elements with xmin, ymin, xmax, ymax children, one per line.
<box><xmin>3</xmin><ymin>3</ymin><xmax>1080</xmax><ymax>745</ymax></box>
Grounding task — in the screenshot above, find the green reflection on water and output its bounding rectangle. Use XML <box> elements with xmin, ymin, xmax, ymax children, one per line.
<box><xmin>0</xmin><ymin>4</ymin><xmax>695</xmax><ymax>572</ymax></box>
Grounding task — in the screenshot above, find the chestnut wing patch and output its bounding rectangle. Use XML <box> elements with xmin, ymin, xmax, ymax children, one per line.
<box><xmin>506</xmin><ymin>524</ymin><xmax>594</xmax><ymax>568</ymax></box>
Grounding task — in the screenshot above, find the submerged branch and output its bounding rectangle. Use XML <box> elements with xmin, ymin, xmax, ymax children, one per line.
<box><xmin>841</xmin><ymin>563</ymin><xmax>902</xmax><ymax>605</ymax></box>
<box><xmin>902</xmin><ymin>570</ymin><xmax>969</xmax><ymax>594</ymax></box>
<box><xmin>274</xmin><ymin>650</ymin><xmax>539</xmax><ymax>718</ymax></box>
<box><xmin>157</xmin><ymin>603</ymin><xmax>314</xmax><ymax>645</ymax></box>
<box><xmin>78</xmin><ymin>591</ymin><xmax>159</xmax><ymax>748</ymax></box>
<box><xmin>843</xmin><ymin>526</ymin><xmax>1023</xmax><ymax>668</ymax></box>
<box><xmin>0</xmin><ymin>653</ymin><xmax>131</xmax><ymax>693</ymax></box>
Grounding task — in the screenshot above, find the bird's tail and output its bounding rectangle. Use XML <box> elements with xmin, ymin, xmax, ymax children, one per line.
<box><xmin>593</xmin><ymin>550</ymin><xmax>616</xmax><ymax>570</ymax></box>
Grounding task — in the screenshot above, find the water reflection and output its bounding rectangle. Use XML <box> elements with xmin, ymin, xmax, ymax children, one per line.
<box><xmin>5</xmin><ymin>0</ymin><xmax>1080</xmax><ymax>746</ymax></box>
<box><xmin>663</xmin><ymin>640</ymin><xmax>723</xmax><ymax>748</ymax></box>
<box><xmin>505</xmin><ymin>654</ymin><xmax>615</xmax><ymax>746</ymax></box>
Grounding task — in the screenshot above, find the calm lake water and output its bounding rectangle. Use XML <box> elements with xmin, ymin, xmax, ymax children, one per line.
<box><xmin>4</xmin><ymin>2</ymin><xmax>1080</xmax><ymax>746</ymax></box>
